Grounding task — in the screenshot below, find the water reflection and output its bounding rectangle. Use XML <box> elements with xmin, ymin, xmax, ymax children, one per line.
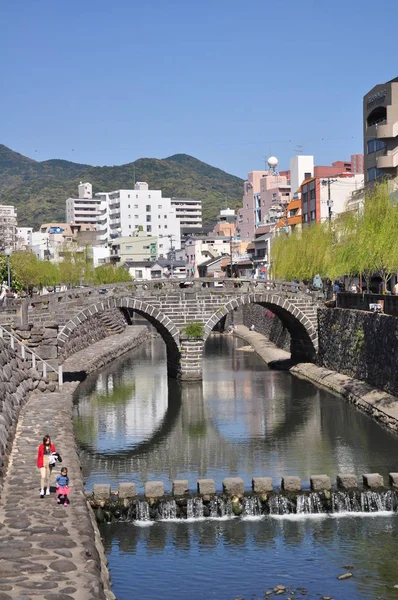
<box><xmin>100</xmin><ymin>516</ymin><xmax>398</xmax><ymax>600</ymax></box>
<box><xmin>74</xmin><ymin>334</ymin><xmax>398</xmax><ymax>492</ymax></box>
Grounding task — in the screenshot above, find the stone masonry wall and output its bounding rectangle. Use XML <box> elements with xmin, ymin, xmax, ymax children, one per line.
<box><xmin>59</xmin><ymin>309</ymin><xmax>127</xmax><ymax>362</ymax></box>
<box><xmin>318</xmin><ymin>307</ymin><xmax>398</xmax><ymax>397</ymax></box>
<box><xmin>0</xmin><ymin>338</ymin><xmax>50</xmax><ymax>487</ymax></box>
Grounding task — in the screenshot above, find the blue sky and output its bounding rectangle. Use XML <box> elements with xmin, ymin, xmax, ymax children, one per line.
<box><xmin>1</xmin><ymin>0</ymin><xmax>397</xmax><ymax>178</ymax></box>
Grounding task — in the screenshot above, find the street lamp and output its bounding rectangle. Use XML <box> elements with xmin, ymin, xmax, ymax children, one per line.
<box><xmin>4</xmin><ymin>248</ymin><xmax>12</xmax><ymax>288</ymax></box>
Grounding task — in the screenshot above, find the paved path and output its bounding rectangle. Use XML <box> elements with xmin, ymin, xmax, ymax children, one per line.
<box><xmin>0</xmin><ymin>383</ymin><xmax>108</xmax><ymax>600</ymax></box>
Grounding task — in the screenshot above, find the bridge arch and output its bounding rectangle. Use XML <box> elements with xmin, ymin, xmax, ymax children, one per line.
<box><xmin>204</xmin><ymin>293</ymin><xmax>318</xmax><ymax>362</ymax></box>
<box><xmin>57</xmin><ymin>297</ymin><xmax>182</xmax><ymax>378</ymax></box>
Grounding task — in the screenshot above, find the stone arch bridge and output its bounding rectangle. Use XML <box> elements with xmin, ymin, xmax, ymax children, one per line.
<box><xmin>1</xmin><ymin>279</ymin><xmax>319</xmax><ymax>381</ymax></box>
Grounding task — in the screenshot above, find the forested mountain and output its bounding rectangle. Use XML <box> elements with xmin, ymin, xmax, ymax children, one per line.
<box><xmin>0</xmin><ymin>145</ymin><xmax>243</xmax><ymax>229</ymax></box>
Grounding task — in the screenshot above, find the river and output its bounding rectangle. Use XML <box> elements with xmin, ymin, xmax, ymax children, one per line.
<box><xmin>73</xmin><ymin>333</ymin><xmax>398</xmax><ymax>600</ymax></box>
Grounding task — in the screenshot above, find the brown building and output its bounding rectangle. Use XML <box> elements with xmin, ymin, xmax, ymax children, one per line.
<box><xmin>364</xmin><ymin>77</ymin><xmax>398</xmax><ymax>183</ymax></box>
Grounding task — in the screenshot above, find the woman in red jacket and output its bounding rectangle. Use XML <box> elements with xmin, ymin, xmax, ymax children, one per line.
<box><xmin>37</xmin><ymin>434</ymin><xmax>56</xmax><ymax>498</ymax></box>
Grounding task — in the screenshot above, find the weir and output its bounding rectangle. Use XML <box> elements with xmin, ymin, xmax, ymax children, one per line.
<box><xmin>92</xmin><ymin>490</ymin><xmax>398</xmax><ymax>523</ymax></box>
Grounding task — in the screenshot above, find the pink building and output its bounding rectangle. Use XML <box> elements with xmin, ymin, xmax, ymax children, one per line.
<box><xmin>237</xmin><ymin>171</ymin><xmax>290</xmax><ymax>241</ymax></box>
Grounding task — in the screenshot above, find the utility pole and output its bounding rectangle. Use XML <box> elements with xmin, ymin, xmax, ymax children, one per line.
<box><xmin>230</xmin><ymin>231</ymin><xmax>233</xmax><ymax>278</ymax></box>
<box><xmin>321</xmin><ymin>178</ymin><xmax>336</xmax><ymax>222</ymax></box>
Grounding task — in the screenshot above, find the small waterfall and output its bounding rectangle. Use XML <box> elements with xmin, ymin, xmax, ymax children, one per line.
<box><xmin>219</xmin><ymin>498</ymin><xmax>233</xmax><ymax>518</ymax></box>
<box><xmin>187</xmin><ymin>498</ymin><xmax>204</xmax><ymax>519</ymax></box>
<box><xmin>268</xmin><ymin>494</ymin><xmax>294</xmax><ymax>515</ymax></box>
<box><xmin>360</xmin><ymin>491</ymin><xmax>395</xmax><ymax>512</ymax></box>
<box><xmin>243</xmin><ymin>496</ymin><xmax>262</xmax><ymax>517</ymax></box>
<box><xmin>136</xmin><ymin>501</ymin><xmax>150</xmax><ymax>521</ymax></box>
<box><xmin>332</xmin><ymin>491</ymin><xmax>361</xmax><ymax>513</ymax></box>
<box><xmin>159</xmin><ymin>500</ymin><xmax>177</xmax><ymax>520</ymax></box>
<box><xmin>296</xmin><ymin>493</ymin><xmax>325</xmax><ymax>514</ymax></box>
<box><xmin>209</xmin><ymin>498</ymin><xmax>219</xmax><ymax>518</ymax></box>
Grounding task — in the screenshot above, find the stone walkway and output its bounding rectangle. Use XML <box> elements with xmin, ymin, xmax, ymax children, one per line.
<box><xmin>0</xmin><ymin>383</ymin><xmax>109</xmax><ymax>600</ymax></box>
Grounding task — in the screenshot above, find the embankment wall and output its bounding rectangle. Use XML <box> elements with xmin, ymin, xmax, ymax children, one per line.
<box><xmin>318</xmin><ymin>308</ymin><xmax>398</xmax><ymax>397</ymax></box>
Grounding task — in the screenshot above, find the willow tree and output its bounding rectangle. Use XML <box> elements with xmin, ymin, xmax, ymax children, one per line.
<box><xmin>357</xmin><ymin>181</ymin><xmax>398</xmax><ymax>291</ymax></box>
<box><xmin>271</xmin><ymin>223</ymin><xmax>332</xmax><ymax>281</ymax></box>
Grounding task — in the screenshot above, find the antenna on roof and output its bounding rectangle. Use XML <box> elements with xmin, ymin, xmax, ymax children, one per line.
<box><xmin>296</xmin><ymin>145</ymin><xmax>303</xmax><ymax>155</ymax></box>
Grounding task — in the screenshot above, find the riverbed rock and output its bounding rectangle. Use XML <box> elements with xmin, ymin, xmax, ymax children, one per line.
<box><xmin>252</xmin><ymin>477</ymin><xmax>273</xmax><ymax>493</ymax></box>
<box><xmin>118</xmin><ymin>482</ymin><xmax>136</xmax><ymax>499</ymax></box>
<box><xmin>172</xmin><ymin>480</ymin><xmax>189</xmax><ymax>496</ymax></box>
<box><xmin>93</xmin><ymin>484</ymin><xmax>111</xmax><ymax>500</ymax></box>
<box><xmin>281</xmin><ymin>476</ymin><xmax>301</xmax><ymax>492</ymax></box>
<box><xmin>197</xmin><ymin>479</ymin><xmax>215</xmax><ymax>496</ymax></box>
<box><xmin>144</xmin><ymin>481</ymin><xmax>164</xmax><ymax>498</ymax></box>
<box><xmin>337</xmin><ymin>473</ymin><xmax>358</xmax><ymax>490</ymax></box>
<box><xmin>363</xmin><ymin>473</ymin><xmax>384</xmax><ymax>489</ymax></box>
<box><xmin>223</xmin><ymin>477</ymin><xmax>244</xmax><ymax>496</ymax></box>
<box><xmin>310</xmin><ymin>474</ymin><xmax>331</xmax><ymax>491</ymax></box>
<box><xmin>389</xmin><ymin>473</ymin><xmax>398</xmax><ymax>489</ymax></box>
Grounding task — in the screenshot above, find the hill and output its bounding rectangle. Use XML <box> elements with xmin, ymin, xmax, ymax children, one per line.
<box><xmin>0</xmin><ymin>145</ymin><xmax>243</xmax><ymax>229</ymax></box>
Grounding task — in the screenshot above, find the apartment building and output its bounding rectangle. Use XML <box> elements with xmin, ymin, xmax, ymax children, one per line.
<box><xmin>301</xmin><ymin>174</ymin><xmax>364</xmax><ymax>224</ymax></box>
<box><xmin>237</xmin><ymin>171</ymin><xmax>290</xmax><ymax>241</ymax></box>
<box><xmin>364</xmin><ymin>77</ymin><xmax>398</xmax><ymax>183</ymax></box>
<box><xmin>0</xmin><ymin>204</ymin><xmax>17</xmax><ymax>251</ymax></box>
<box><xmin>66</xmin><ymin>183</ymin><xmax>102</xmax><ymax>224</ymax></box>
<box><xmin>170</xmin><ymin>197</ymin><xmax>202</xmax><ymax>233</ymax></box>
<box><xmin>66</xmin><ymin>182</ymin><xmax>181</xmax><ymax>253</ymax></box>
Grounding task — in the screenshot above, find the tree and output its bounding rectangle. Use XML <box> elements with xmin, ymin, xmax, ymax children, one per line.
<box><xmin>93</xmin><ymin>264</ymin><xmax>132</xmax><ymax>285</ymax></box>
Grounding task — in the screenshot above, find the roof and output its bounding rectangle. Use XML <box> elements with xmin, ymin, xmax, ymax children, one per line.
<box><xmin>198</xmin><ymin>256</ymin><xmax>226</xmax><ymax>268</ymax></box>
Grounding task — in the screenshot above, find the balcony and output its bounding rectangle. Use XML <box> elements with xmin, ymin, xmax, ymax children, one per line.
<box><xmin>376</xmin><ymin>121</ymin><xmax>398</xmax><ymax>139</ymax></box>
<box><xmin>377</xmin><ymin>147</ymin><xmax>398</xmax><ymax>169</ymax></box>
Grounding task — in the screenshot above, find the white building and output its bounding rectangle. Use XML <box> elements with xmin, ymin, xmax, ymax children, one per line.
<box><xmin>100</xmin><ymin>182</ymin><xmax>180</xmax><ymax>254</ymax></box>
<box><xmin>16</xmin><ymin>227</ymin><xmax>33</xmax><ymax>250</ymax></box>
<box><xmin>66</xmin><ymin>182</ymin><xmax>102</xmax><ymax>226</ymax></box>
<box><xmin>290</xmin><ymin>155</ymin><xmax>314</xmax><ymax>197</ymax></box>
<box><xmin>0</xmin><ymin>204</ymin><xmax>17</xmax><ymax>250</ymax></box>
<box><xmin>66</xmin><ymin>182</ymin><xmax>181</xmax><ymax>253</ymax></box>
<box><xmin>170</xmin><ymin>197</ymin><xmax>202</xmax><ymax>231</ymax></box>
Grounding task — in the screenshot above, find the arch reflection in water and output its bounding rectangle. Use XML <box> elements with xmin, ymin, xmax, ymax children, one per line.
<box><xmin>74</xmin><ymin>335</ymin><xmax>398</xmax><ymax>492</ymax></box>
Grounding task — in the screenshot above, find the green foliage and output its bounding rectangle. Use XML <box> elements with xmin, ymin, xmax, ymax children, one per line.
<box><xmin>93</xmin><ymin>264</ymin><xmax>132</xmax><ymax>285</ymax></box>
<box><xmin>0</xmin><ymin>249</ymin><xmax>131</xmax><ymax>290</ymax></box>
<box><xmin>181</xmin><ymin>322</ymin><xmax>205</xmax><ymax>338</ymax></box>
<box><xmin>271</xmin><ymin>181</ymin><xmax>398</xmax><ymax>287</ymax></box>
<box><xmin>0</xmin><ymin>145</ymin><xmax>243</xmax><ymax>229</ymax></box>
<box><xmin>354</xmin><ymin>328</ymin><xmax>365</xmax><ymax>352</ymax></box>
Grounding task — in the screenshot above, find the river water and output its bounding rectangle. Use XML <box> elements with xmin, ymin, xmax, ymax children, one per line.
<box><xmin>73</xmin><ymin>334</ymin><xmax>398</xmax><ymax>600</ymax></box>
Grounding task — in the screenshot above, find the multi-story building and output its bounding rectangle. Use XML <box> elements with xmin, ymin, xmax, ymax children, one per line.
<box><xmin>301</xmin><ymin>174</ymin><xmax>364</xmax><ymax>224</ymax></box>
<box><xmin>105</xmin><ymin>182</ymin><xmax>180</xmax><ymax>254</ymax></box>
<box><xmin>16</xmin><ymin>227</ymin><xmax>33</xmax><ymax>250</ymax></box>
<box><xmin>0</xmin><ymin>205</ymin><xmax>17</xmax><ymax>251</ymax></box>
<box><xmin>109</xmin><ymin>231</ymin><xmax>158</xmax><ymax>264</ymax></box>
<box><xmin>66</xmin><ymin>183</ymin><xmax>102</xmax><ymax>225</ymax></box>
<box><xmin>213</xmin><ymin>208</ymin><xmax>237</xmax><ymax>237</ymax></box>
<box><xmin>66</xmin><ymin>182</ymin><xmax>181</xmax><ymax>253</ymax></box>
<box><xmin>237</xmin><ymin>170</ymin><xmax>290</xmax><ymax>241</ymax></box>
<box><xmin>170</xmin><ymin>197</ymin><xmax>202</xmax><ymax>233</ymax></box>
<box><xmin>364</xmin><ymin>77</ymin><xmax>398</xmax><ymax>183</ymax></box>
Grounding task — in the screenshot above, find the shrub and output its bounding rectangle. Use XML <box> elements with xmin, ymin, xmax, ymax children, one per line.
<box><xmin>181</xmin><ymin>322</ymin><xmax>204</xmax><ymax>338</ymax></box>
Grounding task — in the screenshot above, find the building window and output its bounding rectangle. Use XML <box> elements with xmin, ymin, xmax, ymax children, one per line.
<box><xmin>164</xmin><ymin>225</ymin><xmax>167</xmax><ymax>229</ymax></box>
<box><xmin>134</xmin><ymin>204</ymin><xmax>138</xmax><ymax>209</ymax></box>
<box><xmin>146</xmin><ymin>205</ymin><xmax>151</xmax><ymax>212</ymax></box>
<box><xmin>129</xmin><ymin>224</ymin><xmax>132</xmax><ymax>229</ymax></box>
<box><xmin>304</xmin><ymin>172</ymin><xmax>312</xmax><ymax>179</ymax></box>
<box><xmin>367</xmin><ymin>167</ymin><xmax>384</xmax><ymax>181</ymax></box>
<box><xmin>164</xmin><ymin>215</ymin><xmax>167</xmax><ymax>219</ymax></box>
<box><xmin>128</xmin><ymin>195</ymin><xmax>130</xmax><ymax>199</ymax></box>
<box><xmin>303</xmin><ymin>214</ymin><xmax>308</xmax><ymax>223</ymax></box>
<box><xmin>148</xmin><ymin>194</ymin><xmax>151</xmax><ymax>199</ymax></box>
<box><xmin>128</xmin><ymin>204</ymin><xmax>130</xmax><ymax>208</ymax></box>
<box><xmin>310</xmin><ymin>210</ymin><xmax>316</xmax><ymax>221</ymax></box>
<box><xmin>159</xmin><ymin>244</ymin><xmax>163</xmax><ymax>248</ymax></box>
<box><xmin>146</xmin><ymin>215</ymin><xmax>151</xmax><ymax>222</ymax></box>
<box><xmin>147</xmin><ymin>225</ymin><xmax>152</xmax><ymax>232</ymax></box>
<box><xmin>367</xmin><ymin>139</ymin><xmax>386</xmax><ymax>154</ymax></box>
<box><xmin>135</xmin><ymin>270</ymin><xmax>143</xmax><ymax>278</ymax></box>
<box><xmin>310</xmin><ymin>189</ymin><xmax>315</xmax><ymax>200</ymax></box>
<box><xmin>158</xmin><ymin>205</ymin><xmax>162</xmax><ymax>209</ymax></box>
